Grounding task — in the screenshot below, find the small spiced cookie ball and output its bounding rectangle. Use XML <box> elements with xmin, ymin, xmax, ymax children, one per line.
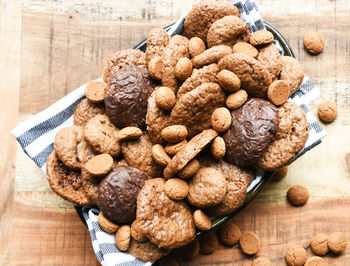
<box><xmin>287</xmin><ymin>185</ymin><xmax>309</xmax><ymax>206</ymax></box>
<box><xmin>199</xmin><ymin>233</ymin><xmax>219</xmax><ymax>255</ymax></box>
<box><xmin>305</xmin><ymin>256</ymin><xmax>327</xmax><ymax>266</ymax></box>
<box><xmin>239</xmin><ymin>232</ymin><xmax>260</xmax><ymax>255</ymax></box>
<box><xmin>193</xmin><ymin>209</ymin><xmax>212</xmax><ymax>231</ymax></box>
<box><xmin>318</xmin><ymin>100</ymin><xmax>338</xmax><ymax>123</ymax></box>
<box><xmin>271</xmin><ymin>166</ymin><xmax>288</xmax><ymax>181</ymax></box>
<box><xmin>218</xmin><ymin>220</ymin><xmax>241</xmax><ymax>246</ymax></box>
<box><xmin>304</xmin><ymin>32</ymin><xmax>324</xmax><ymax>55</ymax></box>
<box><xmin>328</xmin><ymin>232</ymin><xmax>347</xmax><ymax>254</ymax></box>
<box><xmin>252</xmin><ymin>257</ymin><xmax>272</xmax><ymax>266</ymax></box>
<box><xmin>311</xmin><ymin>233</ymin><xmax>329</xmax><ymax>256</ymax></box>
<box><xmin>285</xmin><ymin>245</ymin><xmax>307</xmax><ymax>266</ymax></box>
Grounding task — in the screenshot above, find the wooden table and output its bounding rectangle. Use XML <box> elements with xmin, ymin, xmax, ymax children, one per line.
<box><xmin>1</xmin><ymin>0</ymin><xmax>350</xmax><ymax>265</ymax></box>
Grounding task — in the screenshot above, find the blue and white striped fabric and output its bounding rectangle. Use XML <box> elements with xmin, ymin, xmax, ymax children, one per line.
<box><xmin>11</xmin><ymin>0</ymin><xmax>326</xmax><ymax>265</ymax></box>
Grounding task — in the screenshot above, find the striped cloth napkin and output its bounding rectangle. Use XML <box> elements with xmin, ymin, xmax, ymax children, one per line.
<box><xmin>11</xmin><ymin>0</ymin><xmax>326</xmax><ymax>265</ymax></box>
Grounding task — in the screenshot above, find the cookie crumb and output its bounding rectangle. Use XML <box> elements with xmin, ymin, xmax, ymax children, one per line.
<box><xmin>252</xmin><ymin>257</ymin><xmax>272</xmax><ymax>266</ymax></box>
<box><xmin>85</xmin><ymin>81</ymin><xmax>107</xmax><ymax>103</ymax></box>
<box><xmin>239</xmin><ymin>232</ymin><xmax>260</xmax><ymax>255</ymax></box>
<box><xmin>115</xmin><ymin>225</ymin><xmax>131</xmax><ymax>251</ymax></box>
<box><xmin>193</xmin><ymin>209</ymin><xmax>212</xmax><ymax>231</ymax></box>
<box><xmin>304</xmin><ymin>32</ymin><xmax>324</xmax><ymax>55</ymax></box>
<box><xmin>318</xmin><ymin>100</ymin><xmax>338</xmax><ymax>123</ymax></box>
<box><xmin>232</xmin><ymin>42</ymin><xmax>258</xmax><ymax>58</ymax></box>
<box><xmin>199</xmin><ymin>233</ymin><xmax>219</xmax><ymax>254</ymax></box>
<box><xmin>287</xmin><ymin>185</ymin><xmax>309</xmax><ymax>206</ymax></box>
<box><xmin>305</xmin><ymin>256</ymin><xmax>327</xmax><ymax>266</ymax></box>
<box><xmin>164</xmin><ymin>178</ymin><xmax>189</xmax><ymax>201</ymax></box>
<box><xmin>226</xmin><ymin>89</ymin><xmax>248</xmax><ymax>110</ymax></box>
<box><xmin>217</xmin><ymin>69</ymin><xmax>241</xmax><ymax>92</ymax></box>
<box><xmin>250</xmin><ymin>30</ymin><xmax>274</xmax><ymax>46</ymax></box>
<box><xmin>85</xmin><ymin>154</ymin><xmax>114</xmax><ymax>176</ymax></box>
<box><xmin>175</xmin><ymin>58</ymin><xmax>193</xmax><ymax>81</ymax></box>
<box><xmin>267</xmin><ymin>80</ymin><xmax>290</xmax><ymax>106</ymax></box>
<box><xmin>98</xmin><ymin>212</ymin><xmax>119</xmax><ymax>233</ymax></box>
<box><xmin>285</xmin><ymin>245</ymin><xmax>307</xmax><ymax>266</ymax></box>
<box><xmin>271</xmin><ymin>166</ymin><xmax>288</xmax><ymax>181</ymax></box>
<box><xmin>311</xmin><ymin>233</ymin><xmax>329</xmax><ymax>256</ymax></box>
<box><xmin>328</xmin><ymin>232</ymin><xmax>347</xmax><ymax>254</ymax></box>
<box><xmin>218</xmin><ymin>220</ymin><xmax>241</xmax><ymax>246</ymax></box>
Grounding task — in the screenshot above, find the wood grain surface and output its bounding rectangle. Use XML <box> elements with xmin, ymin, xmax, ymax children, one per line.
<box><xmin>1</xmin><ymin>0</ymin><xmax>350</xmax><ymax>265</ymax></box>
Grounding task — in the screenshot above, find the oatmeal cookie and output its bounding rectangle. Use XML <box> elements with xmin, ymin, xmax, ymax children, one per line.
<box><xmin>145</xmin><ymin>28</ymin><xmax>170</xmax><ymax>63</ymax></box>
<box><xmin>136</xmin><ymin>178</ymin><xmax>195</xmax><ymax>249</ymax></box>
<box><xmin>280</xmin><ymin>56</ymin><xmax>304</xmax><ymax>95</ymax></box>
<box><xmin>259</xmin><ymin>102</ymin><xmax>309</xmax><ymax>171</ymax></box>
<box><xmin>218</xmin><ymin>53</ymin><xmax>272</xmax><ymax>98</ymax></box>
<box><xmin>73</xmin><ymin>98</ymin><xmax>104</xmax><ymax>126</ymax></box>
<box><xmin>257</xmin><ymin>43</ymin><xmax>282</xmax><ymax>80</ymax></box>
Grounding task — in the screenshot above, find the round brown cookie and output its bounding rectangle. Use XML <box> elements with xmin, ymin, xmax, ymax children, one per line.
<box><xmin>85</xmin><ymin>154</ymin><xmax>114</xmax><ymax>176</ymax></box>
<box><xmin>175</xmin><ymin>58</ymin><xmax>193</xmax><ymax>81</ymax></box>
<box><xmin>287</xmin><ymin>185</ymin><xmax>309</xmax><ymax>206</ymax></box>
<box><xmin>158</xmin><ymin>256</ymin><xmax>179</xmax><ymax>266</ymax></box>
<box><xmin>73</xmin><ymin>98</ymin><xmax>105</xmax><ymax>126</ymax></box>
<box><xmin>280</xmin><ymin>56</ymin><xmax>304</xmax><ymax>95</ymax></box>
<box><xmin>84</xmin><ymin>114</ymin><xmax>120</xmax><ymax>157</ymax></box>
<box><xmin>184</xmin><ymin>0</ymin><xmax>239</xmax><ymax>41</ymax></box>
<box><xmin>285</xmin><ymin>245</ymin><xmax>307</xmax><ymax>266</ymax></box>
<box><xmin>127</xmin><ymin>239</ymin><xmax>170</xmax><ymax>262</ymax></box>
<box><xmin>192</xmin><ymin>45</ymin><xmax>232</xmax><ymax>69</ymax></box>
<box><xmin>304</xmin><ymin>32</ymin><xmax>324</xmax><ymax>55</ymax></box>
<box><xmin>207</xmin><ymin>16</ymin><xmax>250</xmax><ymax>48</ymax></box>
<box><xmin>148</xmin><ymin>56</ymin><xmax>163</xmax><ymax>80</ymax></box>
<box><xmin>328</xmin><ymin>232</ymin><xmax>347</xmax><ymax>254</ymax></box>
<box><xmin>146</xmin><ymin>89</ymin><xmax>171</xmax><ymax>144</ymax></box>
<box><xmin>102</xmin><ymin>49</ymin><xmax>146</xmax><ymax>85</ymax></box>
<box><xmin>232</xmin><ymin>42</ymin><xmax>258</xmax><ymax>58</ymax></box>
<box><xmin>117</xmin><ymin>127</ymin><xmax>143</xmax><ymax>141</ymax></box>
<box><xmin>164</xmin><ymin>178</ymin><xmax>189</xmax><ymax>201</ymax></box>
<box><xmin>218</xmin><ymin>220</ymin><xmax>241</xmax><ymax>246</ymax></box>
<box><xmin>152</xmin><ymin>144</ymin><xmax>171</xmax><ymax>167</ymax></box>
<box><xmin>104</xmin><ymin>65</ymin><xmax>155</xmax><ymax>129</ymax></box>
<box><xmin>257</xmin><ymin>43</ymin><xmax>282</xmax><ymax>80</ymax></box>
<box><xmin>318</xmin><ymin>100</ymin><xmax>338</xmax><ymax>123</ymax></box>
<box><xmin>173</xmin><ymin>240</ymin><xmax>200</xmax><ymax>261</ymax></box>
<box><xmin>165</xmin><ymin>140</ymin><xmax>188</xmax><ymax>156</ymax></box>
<box><xmin>193</xmin><ymin>209</ymin><xmax>211</xmax><ymax>231</ymax></box>
<box><xmin>217</xmin><ymin>69</ymin><xmax>241</xmax><ymax>92</ymax></box>
<box><xmin>311</xmin><ymin>233</ymin><xmax>329</xmax><ymax>256</ymax></box>
<box><xmin>223</xmin><ymin>98</ymin><xmax>279</xmax><ymax>168</ymax></box>
<box><xmin>155</xmin><ymin>86</ymin><xmax>176</xmax><ymax>111</ymax></box>
<box><xmin>178</xmin><ymin>159</ymin><xmax>200</xmax><ymax>179</ymax></box>
<box><xmin>189</xmin><ymin>37</ymin><xmax>206</xmax><ymax>57</ymax></box>
<box><xmin>161</xmin><ymin>35</ymin><xmax>190</xmax><ymax>91</ymax></box>
<box><xmin>240</xmin><ymin>232</ymin><xmax>260</xmax><ymax>255</ymax></box>
<box><xmin>46</xmin><ymin>151</ymin><xmax>91</xmax><ymax>205</ymax></box>
<box><xmin>259</xmin><ymin>102</ymin><xmax>309</xmax><ymax>171</ymax></box>
<box><xmin>54</xmin><ymin>126</ymin><xmax>94</xmax><ymax>169</ymax></box>
<box><xmin>177</xmin><ymin>63</ymin><xmax>219</xmax><ymax>99</ymax></box>
<box><xmin>199</xmin><ymin>155</ymin><xmax>253</xmax><ymax>217</ymax></box>
<box><xmin>145</xmin><ymin>28</ymin><xmax>170</xmax><ymax>63</ymax></box>
<box><xmin>250</xmin><ymin>30</ymin><xmax>274</xmax><ymax>46</ymax></box>
<box><xmin>136</xmin><ymin>178</ymin><xmax>195</xmax><ymax>249</ymax></box>
<box><xmin>267</xmin><ymin>80</ymin><xmax>290</xmax><ymax>106</ymax></box>
<box><xmin>271</xmin><ymin>166</ymin><xmax>288</xmax><ymax>181</ymax></box>
<box><xmin>130</xmin><ymin>220</ymin><xmax>148</xmax><ymax>242</ymax></box>
<box><xmin>226</xmin><ymin>89</ymin><xmax>248</xmax><ymax>110</ymax></box>
<box><xmin>161</xmin><ymin>125</ymin><xmax>188</xmax><ymax>143</ymax></box>
<box><xmin>210</xmin><ymin>136</ymin><xmax>226</xmax><ymax>160</ymax></box>
<box><xmin>97</xmin><ymin>212</ymin><xmax>119</xmax><ymax>233</ymax></box>
<box><xmin>252</xmin><ymin>257</ymin><xmax>272</xmax><ymax>266</ymax></box>
<box><xmin>163</xmin><ymin>129</ymin><xmax>218</xmax><ymax>179</ymax></box>
<box><xmin>211</xmin><ymin>107</ymin><xmax>232</xmax><ymax>133</ymax></box>
<box><xmin>97</xmin><ymin>165</ymin><xmax>147</xmax><ymax>224</ymax></box>
<box><xmin>305</xmin><ymin>256</ymin><xmax>327</xmax><ymax>266</ymax></box>
<box><xmin>121</xmin><ymin>133</ymin><xmax>162</xmax><ymax>178</ymax></box>
<box><xmin>81</xmin><ymin>168</ymin><xmax>100</xmax><ymax>204</ymax></box>
<box><xmin>84</xmin><ymin>81</ymin><xmax>107</xmax><ymax>103</ymax></box>
<box><xmin>115</xmin><ymin>225</ymin><xmax>131</xmax><ymax>251</ymax></box>
<box><xmin>187</xmin><ymin>167</ymin><xmax>227</xmax><ymax>208</ymax></box>
<box><xmin>218</xmin><ymin>53</ymin><xmax>272</xmax><ymax>98</ymax></box>
<box><xmin>170</xmin><ymin>82</ymin><xmax>226</xmax><ymax>138</ymax></box>
<box><xmin>199</xmin><ymin>233</ymin><xmax>219</xmax><ymax>255</ymax></box>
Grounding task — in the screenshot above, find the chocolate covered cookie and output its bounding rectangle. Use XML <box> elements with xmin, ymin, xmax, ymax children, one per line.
<box><xmin>73</xmin><ymin>98</ymin><xmax>104</xmax><ymax>126</ymax></box>
<box><xmin>184</xmin><ymin>0</ymin><xmax>239</xmax><ymax>41</ymax></box>
<box><xmin>218</xmin><ymin>53</ymin><xmax>272</xmax><ymax>98</ymax></box>
<box><xmin>103</xmin><ymin>49</ymin><xmax>146</xmax><ymax>85</ymax></box>
<box><xmin>259</xmin><ymin>102</ymin><xmax>309</xmax><ymax>171</ymax></box>
<box><xmin>104</xmin><ymin>65</ymin><xmax>155</xmax><ymax>129</ymax></box>
<box><xmin>136</xmin><ymin>178</ymin><xmax>195</xmax><ymax>249</ymax></box>
<box><xmin>170</xmin><ymin>82</ymin><xmax>225</xmax><ymax>138</ymax></box>
<box><xmin>97</xmin><ymin>165</ymin><xmax>147</xmax><ymax>224</ymax></box>
<box><xmin>46</xmin><ymin>151</ymin><xmax>90</xmax><ymax>205</ymax></box>
<box><xmin>223</xmin><ymin>98</ymin><xmax>278</xmax><ymax>168</ymax></box>
<box><xmin>121</xmin><ymin>133</ymin><xmax>162</xmax><ymax>178</ymax></box>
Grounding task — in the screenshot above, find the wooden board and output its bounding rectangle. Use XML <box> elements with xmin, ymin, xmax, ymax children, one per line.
<box><xmin>1</xmin><ymin>0</ymin><xmax>350</xmax><ymax>265</ymax></box>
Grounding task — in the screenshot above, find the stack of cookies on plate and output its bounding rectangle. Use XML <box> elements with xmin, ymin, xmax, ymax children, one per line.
<box><xmin>46</xmin><ymin>0</ymin><xmax>309</xmax><ymax>261</ymax></box>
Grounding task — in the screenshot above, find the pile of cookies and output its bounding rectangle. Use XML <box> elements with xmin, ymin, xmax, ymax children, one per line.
<box><xmin>46</xmin><ymin>0</ymin><xmax>311</xmax><ymax>262</ymax></box>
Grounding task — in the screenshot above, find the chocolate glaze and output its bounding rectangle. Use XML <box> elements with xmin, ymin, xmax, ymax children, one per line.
<box><xmin>223</xmin><ymin>98</ymin><xmax>278</xmax><ymax>168</ymax></box>
<box><xmin>97</xmin><ymin>165</ymin><xmax>147</xmax><ymax>224</ymax></box>
<box><xmin>104</xmin><ymin>65</ymin><xmax>155</xmax><ymax>129</ymax></box>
